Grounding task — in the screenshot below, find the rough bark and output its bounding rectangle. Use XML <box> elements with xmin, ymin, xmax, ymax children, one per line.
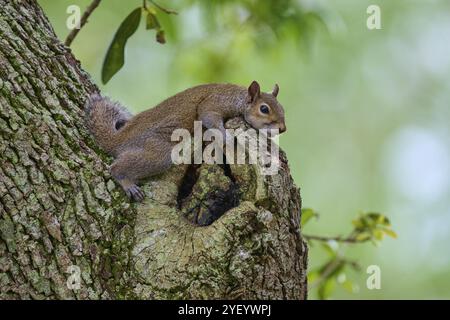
<box><xmin>0</xmin><ymin>0</ymin><xmax>308</xmax><ymax>299</ymax></box>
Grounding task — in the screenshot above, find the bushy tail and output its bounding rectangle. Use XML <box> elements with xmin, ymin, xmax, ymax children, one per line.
<box><xmin>85</xmin><ymin>94</ymin><xmax>132</xmax><ymax>155</ymax></box>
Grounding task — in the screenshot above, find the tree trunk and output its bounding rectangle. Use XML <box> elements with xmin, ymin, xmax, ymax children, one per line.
<box><xmin>0</xmin><ymin>0</ymin><xmax>308</xmax><ymax>299</ymax></box>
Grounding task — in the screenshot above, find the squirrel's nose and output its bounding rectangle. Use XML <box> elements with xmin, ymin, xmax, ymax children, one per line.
<box><xmin>279</xmin><ymin>124</ymin><xmax>286</xmax><ymax>133</ymax></box>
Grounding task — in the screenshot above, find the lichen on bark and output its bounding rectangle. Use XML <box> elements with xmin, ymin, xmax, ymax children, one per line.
<box><xmin>0</xmin><ymin>0</ymin><xmax>134</xmax><ymax>299</ymax></box>
<box><xmin>0</xmin><ymin>0</ymin><xmax>307</xmax><ymax>300</ymax></box>
<box><xmin>132</xmin><ymin>157</ymin><xmax>307</xmax><ymax>299</ymax></box>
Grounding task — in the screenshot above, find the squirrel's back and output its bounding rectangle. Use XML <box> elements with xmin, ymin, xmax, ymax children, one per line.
<box><xmin>135</xmin><ymin>83</ymin><xmax>244</xmax><ymax>120</ymax></box>
<box><xmin>114</xmin><ymin>83</ymin><xmax>246</xmax><ymax>138</ymax></box>
<box><xmin>85</xmin><ymin>83</ymin><xmax>247</xmax><ymax>155</ymax></box>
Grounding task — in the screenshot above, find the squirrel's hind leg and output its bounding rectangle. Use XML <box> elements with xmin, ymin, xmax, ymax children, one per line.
<box><xmin>110</xmin><ymin>142</ymin><xmax>173</xmax><ymax>202</ymax></box>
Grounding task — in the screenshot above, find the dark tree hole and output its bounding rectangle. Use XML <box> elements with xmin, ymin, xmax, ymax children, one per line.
<box><xmin>177</xmin><ymin>160</ymin><xmax>240</xmax><ymax>226</ymax></box>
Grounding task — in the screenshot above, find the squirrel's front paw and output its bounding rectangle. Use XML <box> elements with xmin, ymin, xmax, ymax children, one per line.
<box><xmin>125</xmin><ymin>184</ymin><xmax>145</xmax><ymax>202</ymax></box>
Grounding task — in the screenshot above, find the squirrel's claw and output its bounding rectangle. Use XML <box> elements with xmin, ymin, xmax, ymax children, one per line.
<box><xmin>125</xmin><ymin>185</ymin><xmax>145</xmax><ymax>202</ymax></box>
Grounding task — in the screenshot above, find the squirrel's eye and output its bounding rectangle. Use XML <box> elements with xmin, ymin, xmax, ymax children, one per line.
<box><xmin>260</xmin><ymin>105</ymin><xmax>270</xmax><ymax>114</ymax></box>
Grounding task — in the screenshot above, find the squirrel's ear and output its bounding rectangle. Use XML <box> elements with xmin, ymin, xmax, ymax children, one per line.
<box><xmin>247</xmin><ymin>80</ymin><xmax>260</xmax><ymax>103</ymax></box>
<box><xmin>272</xmin><ymin>84</ymin><xmax>279</xmax><ymax>97</ymax></box>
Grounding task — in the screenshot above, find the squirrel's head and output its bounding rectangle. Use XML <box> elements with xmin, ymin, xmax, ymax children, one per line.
<box><xmin>244</xmin><ymin>81</ymin><xmax>286</xmax><ymax>134</ymax></box>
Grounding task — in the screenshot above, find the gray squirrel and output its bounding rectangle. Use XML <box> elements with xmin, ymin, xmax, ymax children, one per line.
<box><xmin>85</xmin><ymin>81</ymin><xmax>286</xmax><ymax>201</ymax></box>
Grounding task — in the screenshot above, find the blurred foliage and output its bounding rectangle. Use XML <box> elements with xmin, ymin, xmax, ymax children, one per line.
<box><xmin>101</xmin><ymin>1</ymin><xmax>178</xmax><ymax>83</ymax></box>
<box><xmin>351</xmin><ymin>212</ymin><xmax>397</xmax><ymax>244</ymax></box>
<box><xmin>303</xmin><ymin>210</ymin><xmax>396</xmax><ymax>299</ymax></box>
<box><xmin>74</xmin><ymin>0</ymin><xmax>328</xmax><ymax>83</ymax></box>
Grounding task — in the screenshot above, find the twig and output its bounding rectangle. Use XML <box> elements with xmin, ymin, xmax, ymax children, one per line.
<box><xmin>303</xmin><ymin>233</ymin><xmax>365</xmax><ymax>244</ymax></box>
<box><xmin>309</xmin><ymin>257</ymin><xmax>361</xmax><ymax>290</ymax></box>
<box><xmin>150</xmin><ymin>0</ymin><xmax>178</xmax><ymax>14</ymax></box>
<box><xmin>306</xmin><ymin>230</ymin><xmax>364</xmax><ymax>294</ymax></box>
<box><xmin>309</xmin><ymin>258</ymin><xmax>343</xmax><ymax>289</ymax></box>
<box><xmin>65</xmin><ymin>0</ymin><xmax>102</xmax><ymax>47</ymax></box>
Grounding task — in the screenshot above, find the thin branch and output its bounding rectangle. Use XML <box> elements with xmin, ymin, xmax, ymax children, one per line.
<box><xmin>303</xmin><ymin>234</ymin><xmax>365</xmax><ymax>244</ymax></box>
<box><xmin>309</xmin><ymin>257</ymin><xmax>361</xmax><ymax>290</ymax></box>
<box><xmin>309</xmin><ymin>258</ymin><xmax>343</xmax><ymax>289</ymax></box>
<box><xmin>65</xmin><ymin>0</ymin><xmax>102</xmax><ymax>47</ymax></box>
<box><xmin>150</xmin><ymin>0</ymin><xmax>178</xmax><ymax>14</ymax></box>
<box><xmin>306</xmin><ymin>230</ymin><xmax>365</xmax><ymax>294</ymax></box>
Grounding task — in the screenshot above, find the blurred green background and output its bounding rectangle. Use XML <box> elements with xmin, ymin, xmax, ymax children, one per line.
<box><xmin>38</xmin><ymin>0</ymin><xmax>450</xmax><ymax>299</ymax></box>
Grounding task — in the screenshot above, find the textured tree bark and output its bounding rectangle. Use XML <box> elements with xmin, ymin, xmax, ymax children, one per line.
<box><xmin>0</xmin><ymin>0</ymin><xmax>308</xmax><ymax>299</ymax></box>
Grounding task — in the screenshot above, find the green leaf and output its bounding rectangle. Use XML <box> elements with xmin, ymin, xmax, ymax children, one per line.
<box><xmin>318</xmin><ymin>277</ymin><xmax>336</xmax><ymax>300</ymax></box>
<box><xmin>102</xmin><ymin>8</ymin><xmax>142</xmax><ymax>84</ymax></box>
<box><xmin>352</xmin><ymin>217</ymin><xmax>364</xmax><ymax>229</ymax></box>
<box><xmin>382</xmin><ymin>228</ymin><xmax>398</xmax><ymax>239</ymax></box>
<box><xmin>354</xmin><ymin>232</ymin><xmax>371</xmax><ymax>242</ymax></box>
<box><xmin>352</xmin><ymin>212</ymin><xmax>392</xmax><ymax>233</ymax></box>
<box><xmin>301</xmin><ymin>208</ymin><xmax>319</xmax><ymax>226</ymax></box>
<box><xmin>373</xmin><ymin>229</ymin><xmax>384</xmax><ymax>241</ymax></box>
<box><xmin>146</xmin><ymin>11</ymin><xmax>160</xmax><ymax>30</ymax></box>
<box><xmin>368</xmin><ymin>212</ymin><xmax>391</xmax><ymax>226</ymax></box>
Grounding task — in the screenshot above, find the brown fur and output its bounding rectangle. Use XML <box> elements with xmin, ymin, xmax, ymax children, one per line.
<box><xmin>85</xmin><ymin>81</ymin><xmax>286</xmax><ymax>201</ymax></box>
